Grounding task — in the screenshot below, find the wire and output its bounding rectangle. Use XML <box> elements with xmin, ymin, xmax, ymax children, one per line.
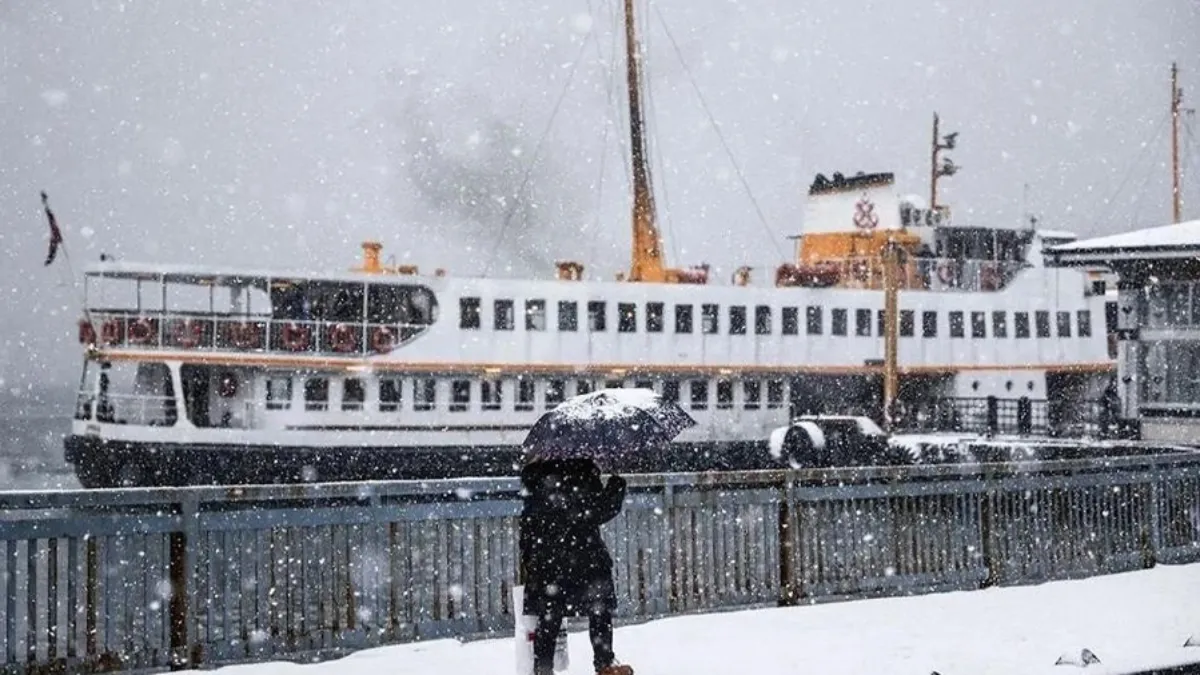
<box><xmin>652</xmin><ymin>4</ymin><xmax>788</xmax><ymax>263</ymax></box>
<box><xmin>482</xmin><ymin>34</ymin><xmax>593</xmax><ymax>276</ymax></box>
<box><xmin>1099</xmin><ymin>113</ymin><xmax>1170</xmax><ymax>231</ymax></box>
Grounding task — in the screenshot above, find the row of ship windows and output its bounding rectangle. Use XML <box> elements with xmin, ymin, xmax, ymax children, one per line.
<box><xmin>460</xmin><ymin>297</ymin><xmax>1094</xmax><ymax>340</ymax></box>
<box><xmin>264</xmin><ymin>376</ymin><xmax>788</xmax><ymax>413</ymax></box>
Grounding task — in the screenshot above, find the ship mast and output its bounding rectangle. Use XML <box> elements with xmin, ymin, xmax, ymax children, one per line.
<box><xmin>624</xmin><ymin>0</ymin><xmax>667</xmax><ymax>282</ymax></box>
<box><xmin>1172</xmin><ymin>62</ymin><xmax>1184</xmax><ymax>224</ymax></box>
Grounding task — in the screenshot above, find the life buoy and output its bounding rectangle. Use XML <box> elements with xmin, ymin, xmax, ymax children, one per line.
<box><xmin>78</xmin><ymin>320</ymin><xmax>97</xmax><ymax>345</ymax></box>
<box><xmin>127</xmin><ymin>318</ymin><xmax>154</xmax><ymax>345</ymax></box>
<box><xmin>328</xmin><ymin>323</ymin><xmax>356</xmax><ymax>353</ymax></box>
<box><xmin>936</xmin><ymin>261</ymin><xmax>955</xmax><ymax>285</ymax></box>
<box><xmin>227</xmin><ymin>322</ymin><xmax>261</xmax><ymax>350</ymax></box>
<box><xmin>281</xmin><ymin>323</ymin><xmax>310</xmax><ymax>351</ymax></box>
<box><xmin>100</xmin><ymin>320</ymin><xmax>122</xmax><ymax>345</ymax></box>
<box><xmin>173</xmin><ymin>320</ymin><xmax>204</xmax><ymax>348</ymax></box>
<box><xmin>980</xmin><ymin>263</ymin><xmax>1001</xmax><ymax>291</ymax></box>
<box><xmin>371</xmin><ymin>326</ymin><xmax>396</xmax><ymax>353</ymax></box>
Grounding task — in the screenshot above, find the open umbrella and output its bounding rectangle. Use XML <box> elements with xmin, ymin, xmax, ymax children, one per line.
<box><xmin>521</xmin><ymin>388</ymin><xmax>696</xmax><ymax>461</ymax></box>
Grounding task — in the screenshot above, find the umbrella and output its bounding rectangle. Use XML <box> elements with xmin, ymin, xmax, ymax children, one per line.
<box><xmin>521</xmin><ymin>388</ymin><xmax>696</xmax><ymax>461</ymax></box>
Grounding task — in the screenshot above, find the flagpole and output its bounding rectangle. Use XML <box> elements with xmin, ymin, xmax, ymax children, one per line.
<box><xmin>41</xmin><ymin>191</ymin><xmax>98</xmax><ymax>344</ymax></box>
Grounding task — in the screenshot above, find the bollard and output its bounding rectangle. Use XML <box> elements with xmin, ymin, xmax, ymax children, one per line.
<box><xmin>985</xmin><ymin>396</ymin><xmax>999</xmax><ymax>436</ymax></box>
<box><xmin>1017</xmin><ymin>397</ymin><xmax>1033</xmax><ymax>436</ymax></box>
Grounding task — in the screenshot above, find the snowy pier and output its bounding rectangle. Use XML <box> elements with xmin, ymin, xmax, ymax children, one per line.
<box><xmin>2</xmin><ymin>453</ymin><xmax>1199</xmax><ymax>673</ymax></box>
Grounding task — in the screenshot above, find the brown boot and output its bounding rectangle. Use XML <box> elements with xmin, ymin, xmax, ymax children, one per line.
<box><xmin>597</xmin><ymin>665</ymin><xmax>634</xmax><ymax>675</ymax></box>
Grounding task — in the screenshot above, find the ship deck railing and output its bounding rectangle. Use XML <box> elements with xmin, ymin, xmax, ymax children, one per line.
<box><xmin>76</xmin><ymin>390</ymin><xmax>259</xmax><ymax>429</ymax></box>
<box><xmin>84</xmin><ymin>312</ymin><xmax>428</xmax><ymax>355</ymax></box>
<box><xmin>807</xmin><ymin>257</ymin><xmax>1027</xmax><ymax>292</ymax></box>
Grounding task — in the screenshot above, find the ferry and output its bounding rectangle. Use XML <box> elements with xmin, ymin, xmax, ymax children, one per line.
<box><xmin>62</xmin><ymin>3</ymin><xmax>1117</xmax><ymax>487</ymax></box>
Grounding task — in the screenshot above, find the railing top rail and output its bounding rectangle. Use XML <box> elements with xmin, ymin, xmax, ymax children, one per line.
<box><xmin>4</xmin><ymin>449</ymin><xmax>1199</xmax><ymax>511</ymax></box>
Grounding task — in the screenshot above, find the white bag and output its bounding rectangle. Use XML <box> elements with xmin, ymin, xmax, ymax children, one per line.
<box><xmin>512</xmin><ymin>585</ymin><xmax>570</xmax><ymax>674</ymax></box>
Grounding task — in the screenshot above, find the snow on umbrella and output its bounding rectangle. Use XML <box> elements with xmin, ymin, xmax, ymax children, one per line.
<box><xmin>521</xmin><ymin>388</ymin><xmax>696</xmax><ymax>461</ymax></box>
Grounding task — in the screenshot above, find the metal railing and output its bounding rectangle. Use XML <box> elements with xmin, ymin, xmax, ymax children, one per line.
<box><xmin>898</xmin><ymin>396</ymin><xmax>1121</xmax><ymax>438</ymax></box>
<box><xmin>816</xmin><ymin>257</ymin><xmax>1025</xmax><ymax>292</ymax></box>
<box><xmin>2</xmin><ymin>455</ymin><xmax>1199</xmax><ymax>673</ymax></box>
<box><xmin>75</xmin><ymin>391</ymin><xmax>257</xmax><ymax>429</ymax></box>
<box><xmin>85</xmin><ymin>312</ymin><xmax>431</xmax><ymax>356</ymax></box>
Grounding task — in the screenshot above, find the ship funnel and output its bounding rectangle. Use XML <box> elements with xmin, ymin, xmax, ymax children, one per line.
<box><xmin>359</xmin><ymin>241</ymin><xmax>383</xmax><ymax>274</ymax></box>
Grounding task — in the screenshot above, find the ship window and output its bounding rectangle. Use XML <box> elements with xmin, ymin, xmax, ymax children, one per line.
<box><xmin>1077</xmin><ymin>310</ymin><xmax>1093</xmax><ymax>337</ymax></box>
<box><xmin>661</xmin><ymin>379</ymin><xmax>680</xmax><ymax>402</ymax></box>
<box><xmin>618</xmin><ymin>303</ymin><xmax>637</xmax><ymax>333</ymax></box>
<box><xmin>755</xmin><ymin>306</ymin><xmax>772</xmax><ymax>335</ymax></box>
<box><xmin>971</xmin><ymin>312</ymin><xmax>987</xmax><ymax>338</ymax></box>
<box><xmin>922</xmin><ymin>311</ymin><xmax>938</xmax><ymax>338</ymax></box>
<box><xmin>558</xmin><ymin>301</ymin><xmax>578</xmax><ymax>331</ymax></box>
<box><xmin>899</xmin><ymin>310</ymin><xmax>915</xmax><ymax>337</ymax></box>
<box><xmin>743</xmin><ymin>380</ymin><xmax>761</xmax><ymax>410</ymax></box>
<box><xmin>806</xmin><ymin>306</ymin><xmax>823</xmax><ymax>335</ymax></box>
<box><xmin>450</xmin><ymin>380</ymin><xmax>471</xmax><ymax>412</ymax></box>
<box><xmin>716</xmin><ymin>380</ymin><xmax>734</xmax><ymax>409</ymax></box>
<box><xmin>342</xmin><ymin>378</ymin><xmax>365</xmax><ymax>411</ymax></box>
<box><xmin>588</xmin><ymin>301</ymin><xmax>607</xmax><ymax>331</ymax></box>
<box><xmin>526</xmin><ymin>299</ymin><xmax>546</xmax><ymax>331</ymax></box>
<box><xmin>481</xmin><ymin>380</ymin><xmax>502</xmax><ymax>411</ymax></box>
<box><xmin>266</xmin><ymin>376</ymin><xmax>293</xmax><ymax>410</ymax></box>
<box><xmin>690</xmin><ymin>380</ymin><xmax>709</xmax><ymax>410</ymax></box>
<box><xmin>646</xmin><ymin>302</ymin><xmax>665</xmax><ymax>332</ymax></box>
<box><xmin>304</xmin><ymin>377</ymin><xmax>329</xmax><ymax>412</ymax></box>
<box><xmin>831</xmin><ymin>309</ymin><xmax>848</xmax><ymax>336</ymax></box>
<box><xmin>855</xmin><ymin>309</ymin><xmax>872</xmax><ymax>337</ymax></box>
<box><xmin>702</xmin><ymin>304</ymin><xmax>719</xmax><ymax>334</ymax></box>
<box><xmin>379</xmin><ymin>378</ymin><xmax>402</xmax><ymax>412</ymax></box>
<box><xmin>992</xmin><ymin>311</ymin><xmax>1008</xmax><ymax>338</ymax></box>
<box><xmin>675</xmin><ymin>304</ymin><xmax>694</xmax><ymax>333</ymax></box>
<box><xmin>1056</xmin><ymin>310</ymin><xmax>1072</xmax><ymax>337</ymax></box>
<box><xmin>516</xmin><ymin>379</ymin><xmax>536</xmax><ymax>411</ymax></box>
<box><xmin>494</xmin><ymin>299</ymin><xmax>515</xmax><ymax>331</ymax></box>
<box><xmin>782</xmin><ymin>307</ymin><xmax>799</xmax><ymax>335</ymax></box>
<box><xmin>948</xmin><ymin>311</ymin><xmax>964</xmax><ymax>338</ymax></box>
<box><xmin>459</xmin><ymin>297</ymin><xmax>481</xmax><ymax>329</ymax></box>
<box><xmin>546</xmin><ymin>380</ymin><xmax>566</xmax><ymax>408</ymax></box>
<box><xmin>575</xmin><ymin>379</ymin><xmax>594</xmax><ymax>396</ymax></box>
<box><xmin>368</xmin><ymin>284</ymin><xmax>414</xmax><ymax>325</ymax></box>
<box><xmin>878</xmin><ymin>309</ymin><xmax>887</xmax><ymax>336</ymax></box>
<box><xmin>1035</xmin><ymin>310</ymin><xmax>1052</xmax><ymax>338</ymax></box>
<box><xmin>414</xmin><ymin>378</ymin><xmax>436</xmax><ymax>411</ymax></box>
<box><xmin>766</xmin><ymin>380</ymin><xmax>785</xmax><ymax>408</ymax></box>
<box><xmin>1015</xmin><ymin>312</ymin><xmax>1031</xmax><ymax>338</ymax></box>
<box><xmin>729</xmin><ymin>306</ymin><xmax>747</xmax><ymax>335</ymax></box>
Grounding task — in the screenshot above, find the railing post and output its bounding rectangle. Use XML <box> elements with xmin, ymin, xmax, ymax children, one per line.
<box><xmin>169</xmin><ymin>496</ymin><xmax>200</xmax><ymax>670</ymax></box>
<box><xmin>778</xmin><ymin>479</ymin><xmax>795</xmax><ymax>606</ymax></box>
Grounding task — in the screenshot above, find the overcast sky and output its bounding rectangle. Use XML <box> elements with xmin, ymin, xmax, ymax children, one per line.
<box><xmin>1</xmin><ymin>0</ymin><xmax>1198</xmax><ymax>391</ymax></box>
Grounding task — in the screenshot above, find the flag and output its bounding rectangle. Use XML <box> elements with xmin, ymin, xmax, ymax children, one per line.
<box><xmin>41</xmin><ymin>191</ymin><xmax>63</xmax><ymax>266</ymax></box>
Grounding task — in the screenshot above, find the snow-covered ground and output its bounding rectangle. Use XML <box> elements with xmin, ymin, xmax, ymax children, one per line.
<box><xmin>218</xmin><ymin>563</ymin><xmax>1200</xmax><ymax>675</ymax></box>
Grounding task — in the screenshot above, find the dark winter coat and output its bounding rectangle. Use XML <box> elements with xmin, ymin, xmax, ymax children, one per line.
<box><xmin>519</xmin><ymin>458</ymin><xmax>627</xmax><ymax>617</ymax></box>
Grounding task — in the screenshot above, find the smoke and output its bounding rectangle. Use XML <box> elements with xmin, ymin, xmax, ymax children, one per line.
<box><xmin>382</xmin><ymin>71</ymin><xmax>590</xmax><ymax>276</ymax></box>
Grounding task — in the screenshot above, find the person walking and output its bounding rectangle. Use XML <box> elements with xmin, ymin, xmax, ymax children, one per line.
<box><xmin>519</xmin><ymin>457</ymin><xmax>633</xmax><ymax>675</ymax></box>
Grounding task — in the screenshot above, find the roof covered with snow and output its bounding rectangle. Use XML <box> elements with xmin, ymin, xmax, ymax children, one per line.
<box><xmin>1044</xmin><ymin>219</ymin><xmax>1200</xmax><ymax>266</ymax></box>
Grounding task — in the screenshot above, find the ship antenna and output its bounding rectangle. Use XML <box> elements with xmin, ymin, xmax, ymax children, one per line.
<box><xmin>929</xmin><ymin>113</ymin><xmax>960</xmax><ymax>214</ymax></box>
<box><xmin>1172</xmin><ymin>62</ymin><xmax>1184</xmax><ymax>223</ymax></box>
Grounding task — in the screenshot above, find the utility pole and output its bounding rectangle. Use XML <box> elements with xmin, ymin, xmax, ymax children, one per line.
<box><xmin>882</xmin><ymin>234</ymin><xmax>901</xmax><ymax>432</ymax></box>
